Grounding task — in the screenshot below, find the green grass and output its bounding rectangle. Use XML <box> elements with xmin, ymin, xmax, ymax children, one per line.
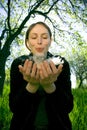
<box><xmin>0</xmin><ymin>84</ymin><xmax>12</xmax><ymax>130</ymax></box>
<box><xmin>0</xmin><ymin>84</ymin><xmax>87</xmax><ymax>130</ymax></box>
<box><xmin>70</xmin><ymin>88</ymin><xmax>87</xmax><ymax>130</ymax></box>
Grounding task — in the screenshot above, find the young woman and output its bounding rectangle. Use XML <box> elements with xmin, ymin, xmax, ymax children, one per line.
<box><xmin>9</xmin><ymin>21</ymin><xmax>73</xmax><ymax>130</ymax></box>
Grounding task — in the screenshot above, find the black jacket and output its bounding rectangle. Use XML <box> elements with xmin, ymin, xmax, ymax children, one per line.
<box><xmin>9</xmin><ymin>52</ymin><xmax>73</xmax><ymax>130</ymax></box>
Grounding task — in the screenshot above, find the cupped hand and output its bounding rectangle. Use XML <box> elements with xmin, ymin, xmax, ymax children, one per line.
<box><xmin>39</xmin><ymin>60</ymin><xmax>63</xmax><ymax>86</ymax></box>
<box><xmin>18</xmin><ymin>59</ymin><xmax>40</xmax><ymax>85</ymax></box>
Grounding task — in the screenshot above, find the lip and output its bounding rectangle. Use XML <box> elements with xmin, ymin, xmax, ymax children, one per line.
<box><xmin>36</xmin><ymin>48</ymin><xmax>44</xmax><ymax>52</ymax></box>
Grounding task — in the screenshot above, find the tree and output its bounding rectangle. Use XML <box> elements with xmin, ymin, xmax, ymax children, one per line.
<box><xmin>0</xmin><ymin>0</ymin><xmax>87</xmax><ymax>95</ymax></box>
<box><xmin>71</xmin><ymin>54</ymin><xmax>87</xmax><ymax>88</ymax></box>
<box><xmin>68</xmin><ymin>34</ymin><xmax>87</xmax><ymax>88</ymax></box>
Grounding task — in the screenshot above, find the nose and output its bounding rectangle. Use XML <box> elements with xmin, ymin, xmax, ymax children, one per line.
<box><xmin>37</xmin><ymin>37</ymin><xmax>42</xmax><ymax>45</ymax></box>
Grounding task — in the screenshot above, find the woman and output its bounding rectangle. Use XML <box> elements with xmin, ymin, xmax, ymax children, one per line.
<box><xmin>9</xmin><ymin>21</ymin><xmax>73</xmax><ymax>130</ymax></box>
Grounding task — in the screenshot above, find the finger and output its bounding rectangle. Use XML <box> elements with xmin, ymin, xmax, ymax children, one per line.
<box><xmin>25</xmin><ymin>60</ymin><xmax>33</xmax><ymax>74</ymax></box>
<box><xmin>36</xmin><ymin>69</ymin><xmax>40</xmax><ymax>80</ymax></box>
<box><xmin>40</xmin><ymin>63</ymin><xmax>48</xmax><ymax>78</ymax></box>
<box><xmin>49</xmin><ymin>61</ymin><xmax>57</xmax><ymax>73</ymax></box>
<box><xmin>31</xmin><ymin>63</ymin><xmax>37</xmax><ymax>78</ymax></box>
<box><xmin>39</xmin><ymin>67</ymin><xmax>45</xmax><ymax>79</ymax></box>
<box><xmin>18</xmin><ymin>59</ymin><xmax>29</xmax><ymax>73</ymax></box>
<box><xmin>57</xmin><ymin>64</ymin><xmax>63</xmax><ymax>74</ymax></box>
<box><xmin>43</xmin><ymin>61</ymin><xmax>52</xmax><ymax>75</ymax></box>
<box><xmin>23</xmin><ymin>59</ymin><xmax>29</xmax><ymax>72</ymax></box>
<box><xmin>18</xmin><ymin>65</ymin><xmax>24</xmax><ymax>73</ymax></box>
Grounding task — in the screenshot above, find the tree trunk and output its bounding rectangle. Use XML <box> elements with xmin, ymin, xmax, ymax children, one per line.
<box><xmin>0</xmin><ymin>65</ymin><xmax>5</xmax><ymax>96</ymax></box>
<box><xmin>78</xmin><ymin>78</ymin><xmax>83</xmax><ymax>88</ymax></box>
<box><xmin>0</xmin><ymin>48</ymin><xmax>10</xmax><ymax>96</ymax></box>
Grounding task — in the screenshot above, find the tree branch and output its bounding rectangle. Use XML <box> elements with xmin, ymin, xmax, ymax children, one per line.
<box><xmin>0</xmin><ymin>29</ymin><xmax>7</xmax><ymax>41</ymax></box>
<box><xmin>0</xmin><ymin>1</ymin><xmax>7</xmax><ymax>13</ymax></box>
<box><xmin>7</xmin><ymin>0</ymin><xmax>11</xmax><ymax>34</ymax></box>
<box><xmin>45</xmin><ymin>0</ymin><xmax>59</xmax><ymax>14</ymax></box>
<box><xmin>29</xmin><ymin>0</ymin><xmax>45</xmax><ymax>12</ymax></box>
<box><xmin>69</xmin><ymin>0</ymin><xmax>76</xmax><ymax>14</ymax></box>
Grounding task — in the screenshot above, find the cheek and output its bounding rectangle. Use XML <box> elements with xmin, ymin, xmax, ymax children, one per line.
<box><xmin>29</xmin><ymin>41</ymin><xmax>36</xmax><ymax>48</ymax></box>
<box><xmin>44</xmin><ymin>40</ymin><xmax>51</xmax><ymax>47</ymax></box>
<box><xmin>44</xmin><ymin>43</ymin><xmax>50</xmax><ymax>51</ymax></box>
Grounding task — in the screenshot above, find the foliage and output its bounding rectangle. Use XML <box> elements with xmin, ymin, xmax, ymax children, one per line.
<box><xmin>68</xmin><ymin>38</ymin><xmax>87</xmax><ymax>88</ymax></box>
<box><xmin>70</xmin><ymin>88</ymin><xmax>87</xmax><ymax>130</ymax></box>
<box><xmin>0</xmin><ymin>84</ymin><xmax>87</xmax><ymax>130</ymax></box>
<box><xmin>0</xmin><ymin>84</ymin><xmax>12</xmax><ymax>130</ymax></box>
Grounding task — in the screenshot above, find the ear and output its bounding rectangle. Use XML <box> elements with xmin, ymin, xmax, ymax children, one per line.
<box><xmin>25</xmin><ymin>40</ymin><xmax>31</xmax><ymax>51</ymax></box>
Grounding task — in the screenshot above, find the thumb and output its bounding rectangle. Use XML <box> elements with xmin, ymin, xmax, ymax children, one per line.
<box><xmin>18</xmin><ymin>65</ymin><xmax>23</xmax><ymax>73</ymax></box>
<box><xmin>57</xmin><ymin>64</ymin><xmax>63</xmax><ymax>74</ymax></box>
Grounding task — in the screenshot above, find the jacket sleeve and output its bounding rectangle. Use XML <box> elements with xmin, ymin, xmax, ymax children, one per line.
<box><xmin>9</xmin><ymin>57</ymin><xmax>39</xmax><ymax>115</ymax></box>
<box><xmin>46</xmin><ymin>58</ymin><xmax>73</xmax><ymax>114</ymax></box>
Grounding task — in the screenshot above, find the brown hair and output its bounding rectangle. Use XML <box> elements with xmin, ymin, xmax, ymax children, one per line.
<box><xmin>25</xmin><ymin>21</ymin><xmax>52</xmax><ymax>40</ymax></box>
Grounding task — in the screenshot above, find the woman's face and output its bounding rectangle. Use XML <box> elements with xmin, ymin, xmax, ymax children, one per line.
<box><xmin>26</xmin><ymin>24</ymin><xmax>52</xmax><ymax>56</ymax></box>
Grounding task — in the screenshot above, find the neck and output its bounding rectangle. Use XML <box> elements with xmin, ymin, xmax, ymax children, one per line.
<box><xmin>33</xmin><ymin>53</ymin><xmax>47</xmax><ymax>64</ymax></box>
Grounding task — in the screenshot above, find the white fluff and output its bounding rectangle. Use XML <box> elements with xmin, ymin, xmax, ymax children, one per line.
<box><xmin>49</xmin><ymin>56</ymin><xmax>64</xmax><ymax>65</ymax></box>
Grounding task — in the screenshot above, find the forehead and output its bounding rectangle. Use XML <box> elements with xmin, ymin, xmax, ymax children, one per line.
<box><xmin>30</xmin><ymin>24</ymin><xmax>49</xmax><ymax>34</ymax></box>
